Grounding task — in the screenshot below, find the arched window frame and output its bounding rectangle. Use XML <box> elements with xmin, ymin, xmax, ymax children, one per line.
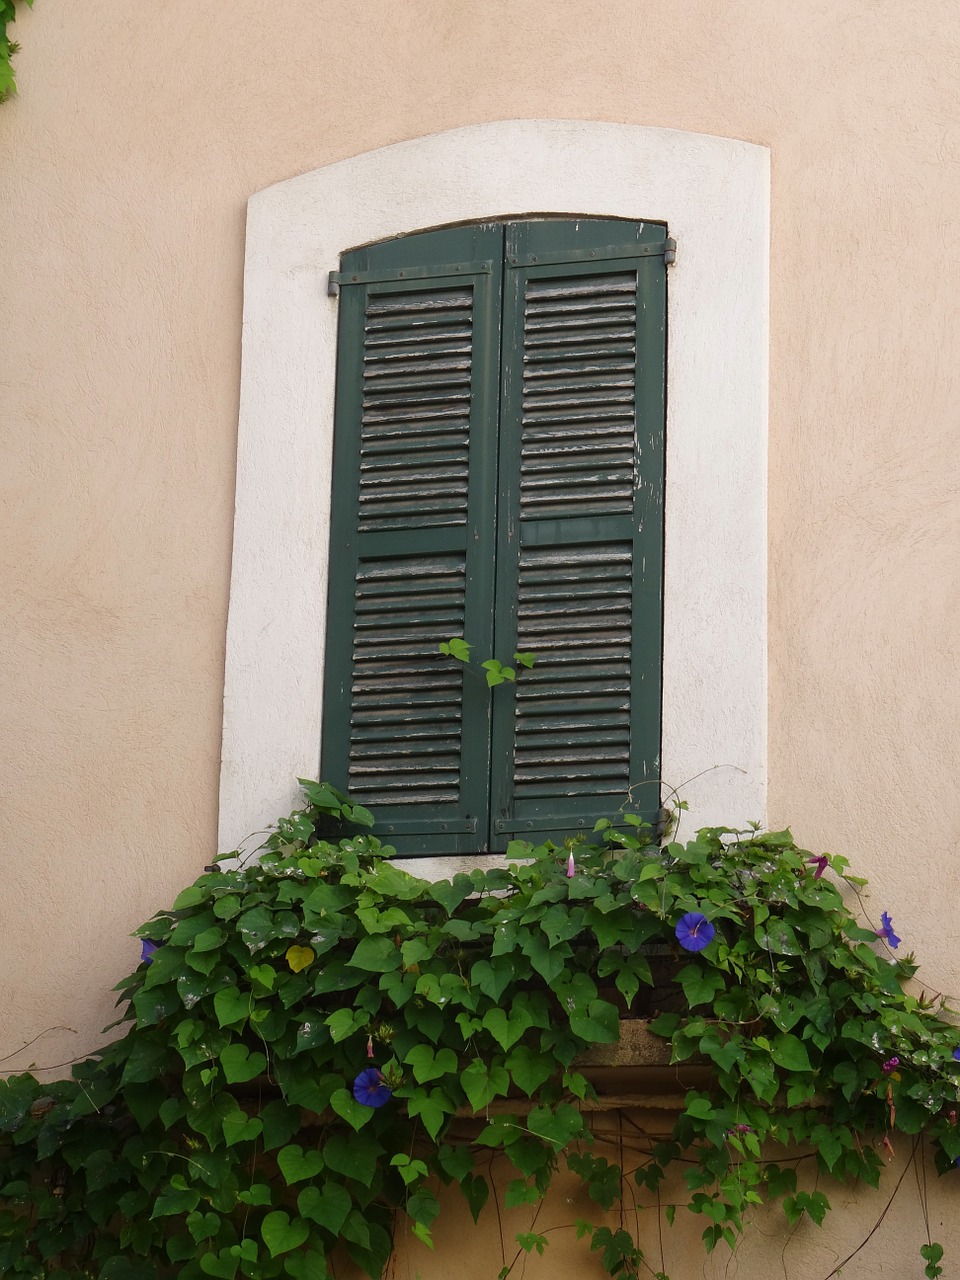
<box><xmin>219</xmin><ymin>120</ymin><xmax>770</xmax><ymax>873</ymax></box>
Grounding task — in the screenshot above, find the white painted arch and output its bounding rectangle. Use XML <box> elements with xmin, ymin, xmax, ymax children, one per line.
<box><xmin>219</xmin><ymin>119</ymin><xmax>769</xmax><ymax>859</ymax></box>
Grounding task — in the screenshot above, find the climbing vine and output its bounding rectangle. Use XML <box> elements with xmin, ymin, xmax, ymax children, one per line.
<box><xmin>1</xmin><ymin>779</ymin><xmax>958</xmax><ymax>1278</ymax></box>
<box><xmin>0</xmin><ymin>1</ymin><xmax>32</xmax><ymax>103</ymax></box>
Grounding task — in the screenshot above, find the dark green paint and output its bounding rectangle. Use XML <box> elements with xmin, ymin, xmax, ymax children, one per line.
<box><xmin>323</xmin><ymin>219</ymin><xmax>666</xmax><ymax>854</ymax></box>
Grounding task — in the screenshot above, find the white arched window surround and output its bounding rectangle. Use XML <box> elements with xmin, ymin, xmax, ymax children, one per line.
<box><xmin>219</xmin><ymin>119</ymin><xmax>769</xmax><ymax>862</ymax></box>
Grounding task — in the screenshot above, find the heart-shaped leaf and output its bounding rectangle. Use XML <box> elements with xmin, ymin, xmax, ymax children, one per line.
<box><xmin>286</xmin><ymin>945</ymin><xmax>315</xmax><ymax>973</ymax></box>
<box><xmin>277</xmin><ymin>1144</ymin><xmax>325</xmax><ymax>1185</ymax></box>
<box><xmin>261</xmin><ymin>1210</ymin><xmax>309</xmax><ymax>1258</ymax></box>
<box><xmin>404</xmin><ymin>1045</ymin><xmax>458</xmax><ymax>1083</ymax></box>
<box><xmin>329</xmin><ymin>1088</ymin><xmax>375</xmax><ymax>1131</ymax></box>
<box><xmin>298</xmin><ymin>1182</ymin><xmax>352</xmax><ymax>1235</ymax></box>
<box><xmin>482</xmin><ymin>1007</ymin><xmax>532</xmax><ymax>1051</ymax></box>
<box><xmin>219</xmin><ymin>1044</ymin><xmax>266</xmax><ymax>1085</ymax></box>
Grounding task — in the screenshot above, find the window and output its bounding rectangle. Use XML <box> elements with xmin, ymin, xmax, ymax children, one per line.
<box><xmin>219</xmin><ymin>121</ymin><xmax>768</xmax><ymax>867</ymax></box>
<box><xmin>320</xmin><ymin>218</ymin><xmax>668</xmax><ymax>855</ymax></box>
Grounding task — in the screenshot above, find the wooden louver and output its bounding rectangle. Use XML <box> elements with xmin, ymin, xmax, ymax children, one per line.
<box><xmin>322</xmin><ymin>219</ymin><xmax>666</xmax><ymax>854</ymax></box>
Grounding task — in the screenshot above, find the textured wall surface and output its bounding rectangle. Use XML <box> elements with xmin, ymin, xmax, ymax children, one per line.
<box><xmin>2</xmin><ymin>3</ymin><xmax>959</xmax><ymax>1273</ymax></box>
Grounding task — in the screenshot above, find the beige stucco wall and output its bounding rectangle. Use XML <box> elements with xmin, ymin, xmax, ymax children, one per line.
<box><xmin>2</xmin><ymin>2</ymin><xmax>960</xmax><ymax>1274</ymax></box>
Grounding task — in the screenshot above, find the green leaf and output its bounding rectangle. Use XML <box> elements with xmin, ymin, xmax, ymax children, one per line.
<box><xmin>193</xmin><ymin>926</ymin><xmax>227</xmax><ymax>952</ymax></box>
<box><xmin>527</xmin><ymin>1102</ymin><xmax>586</xmax><ymax>1150</ymax></box>
<box><xmin>461</xmin><ymin>1060</ymin><xmax>510</xmax><ymax>1111</ymax></box>
<box><xmin>348</xmin><ymin>935</ymin><xmax>401</xmax><ymax>972</ymax></box>
<box><xmin>324</xmin><ymin>1131</ymin><xmax>380</xmax><ymax>1186</ymax></box>
<box><xmin>261</xmin><ymin>1211</ymin><xmax>309</xmax><ymax>1258</ymax></box>
<box><xmin>406</xmin><ymin>1188</ymin><xmax>440</xmax><ymax>1228</ymax></box>
<box><xmin>482</xmin><ymin>1006</ymin><xmax>533</xmax><ymax>1051</ymax></box>
<box><xmin>677</xmin><ymin>964</ymin><xmax>725</xmax><ymax>1008</ymax></box>
<box><xmin>221</xmin><ymin>1104</ymin><xmax>263</xmax><ymax>1147</ymax></box>
<box><xmin>173</xmin><ymin>885</ymin><xmax>209</xmax><ymax>910</ymax></box>
<box><xmin>406</xmin><ymin>1086</ymin><xmax>455</xmax><ymax>1140</ymax></box>
<box><xmin>151</xmin><ymin>1185</ymin><xmax>201</xmax><ymax>1218</ymax></box>
<box><xmin>260</xmin><ymin>1099</ymin><xmax>301</xmax><ymax>1151</ymax></box>
<box><xmin>213</xmin><ymin>986</ymin><xmax>251</xmax><ymax>1029</ymax></box>
<box><xmin>505</xmin><ymin>1045</ymin><xmax>555</xmax><ymax>1096</ymax></box>
<box><xmin>198</xmin><ymin>1251</ymin><xmax>238</xmax><ymax>1279</ymax></box>
<box><xmin>405</xmin><ymin>1044</ymin><xmax>459</xmax><ymax>1083</ymax></box>
<box><xmin>771</xmin><ymin>1033</ymin><xmax>813</xmax><ymax>1072</ymax></box>
<box><xmin>325</xmin><ymin>1007</ymin><xmax>365</xmax><ymax>1042</ymax></box>
<box><xmin>298</xmin><ymin>1182</ymin><xmax>352</xmax><ymax>1235</ymax></box>
<box><xmin>277</xmin><ymin>1144</ymin><xmax>325</xmax><ymax>1184</ymax></box>
<box><xmin>439</xmin><ymin>637</ymin><xmax>472</xmax><ymax>662</ymax></box>
<box><xmin>470</xmin><ymin>956</ymin><xmax>514</xmax><ymax>1001</ymax></box>
<box><xmin>329</xmin><ymin>1087</ymin><xmax>376</xmax><ymax>1131</ymax></box>
<box><xmin>219</xmin><ymin>1043</ymin><xmax>267</xmax><ymax>1084</ymax></box>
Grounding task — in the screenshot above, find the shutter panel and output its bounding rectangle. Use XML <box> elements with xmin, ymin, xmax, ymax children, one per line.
<box><xmin>321</xmin><ymin>225</ymin><xmax>503</xmax><ymax>854</ymax></box>
<box><xmin>491</xmin><ymin>220</ymin><xmax>667</xmax><ymax>840</ymax></box>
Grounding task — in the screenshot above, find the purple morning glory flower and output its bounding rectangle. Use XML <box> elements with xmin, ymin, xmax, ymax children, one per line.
<box><xmin>953</xmin><ymin>1047</ymin><xmax>960</xmax><ymax>1062</ymax></box>
<box><xmin>565</xmin><ymin>851</ymin><xmax>576</xmax><ymax>879</ymax></box>
<box><xmin>675</xmin><ymin>912</ymin><xmax>715</xmax><ymax>952</ymax></box>
<box><xmin>875</xmin><ymin>912</ymin><xmax>901</xmax><ymax>949</ymax></box>
<box><xmin>353</xmin><ymin>1068</ymin><xmax>392</xmax><ymax>1109</ymax></box>
<box><xmin>807</xmin><ymin>855</ymin><xmax>828</xmax><ymax>880</ymax></box>
<box><xmin>140</xmin><ymin>939</ymin><xmax>163</xmax><ymax>965</ymax></box>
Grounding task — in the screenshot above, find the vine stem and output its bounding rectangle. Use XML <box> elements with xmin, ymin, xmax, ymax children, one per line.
<box><xmin>817</xmin><ymin>1135</ymin><xmax>921</xmax><ymax>1280</ymax></box>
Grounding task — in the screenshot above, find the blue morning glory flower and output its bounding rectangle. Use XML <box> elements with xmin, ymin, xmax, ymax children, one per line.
<box><xmin>140</xmin><ymin>939</ymin><xmax>163</xmax><ymax>965</ymax></box>
<box><xmin>353</xmin><ymin>1068</ymin><xmax>392</xmax><ymax>1109</ymax></box>
<box><xmin>952</xmin><ymin>1047</ymin><xmax>960</xmax><ymax>1062</ymax></box>
<box><xmin>875</xmin><ymin>912</ymin><xmax>901</xmax><ymax>949</ymax></box>
<box><xmin>675</xmin><ymin>912</ymin><xmax>715</xmax><ymax>952</ymax></box>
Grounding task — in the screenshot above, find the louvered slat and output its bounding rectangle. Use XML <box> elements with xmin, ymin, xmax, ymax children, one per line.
<box><xmin>512</xmin><ymin>544</ymin><xmax>633</xmax><ymax>798</ymax></box>
<box><xmin>347</xmin><ymin>555</ymin><xmax>465</xmax><ymax>802</ymax></box>
<box><xmin>520</xmin><ymin>273</ymin><xmax>637</xmax><ymax>520</ymax></box>
<box><xmin>358</xmin><ymin>287</ymin><xmax>473</xmax><ymax>532</ymax></box>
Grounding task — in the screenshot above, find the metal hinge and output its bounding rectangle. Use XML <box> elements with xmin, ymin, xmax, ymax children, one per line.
<box><xmin>664</xmin><ymin>237</ymin><xmax>677</xmax><ymax>266</ymax></box>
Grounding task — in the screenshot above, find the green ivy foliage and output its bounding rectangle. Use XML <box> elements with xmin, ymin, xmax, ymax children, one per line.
<box><xmin>0</xmin><ymin>0</ymin><xmax>32</xmax><ymax>103</ymax></box>
<box><xmin>1</xmin><ymin>781</ymin><xmax>958</xmax><ymax>1279</ymax></box>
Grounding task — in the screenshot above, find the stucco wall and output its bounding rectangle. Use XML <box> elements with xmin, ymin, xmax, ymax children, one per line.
<box><xmin>2</xmin><ymin>2</ymin><xmax>959</xmax><ymax>1274</ymax></box>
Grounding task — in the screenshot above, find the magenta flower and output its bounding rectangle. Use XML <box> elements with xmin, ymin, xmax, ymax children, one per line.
<box><xmin>882</xmin><ymin>1056</ymin><xmax>899</xmax><ymax>1075</ymax></box>
<box><xmin>807</xmin><ymin>855</ymin><xmax>828</xmax><ymax>880</ymax></box>
<box><xmin>566</xmin><ymin>851</ymin><xmax>576</xmax><ymax>879</ymax></box>
<box><xmin>675</xmin><ymin>912</ymin><xmax>715</xmax><ymax>952</ymax></box>
<box><xmin>875</xmin><ymin>912</ymin><xmax>901</xmax><ymax>949</ymax></box>
<box><xmin>353</xmin><ymin>1068</ymin><xmax>392</xmax><ymax>1109</ymax></box>
<box><xmin>140</xmin><ymin>939</ymin><xmax>163</xmax><ymax>965</ymax></box>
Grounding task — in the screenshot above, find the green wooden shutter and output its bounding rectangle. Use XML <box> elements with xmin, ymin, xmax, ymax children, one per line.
<box><xmin>321</xmin><ymin>225</ymin><xmax>503</xmax><ymax>854</ymax></box>
<box><xmin>490</xmin><ymin>219</ymin><xmax>667</xmax><ymax>842</ymax></box>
